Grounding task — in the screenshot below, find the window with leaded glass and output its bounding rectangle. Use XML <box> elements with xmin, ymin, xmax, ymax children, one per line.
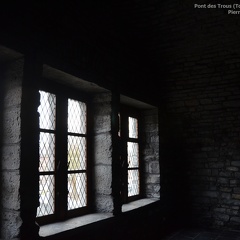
<box><xmin>119</xmin><ymin>107</ymin><xmax>141</xmax><ymax>203</ymax></box>
<box><xmin>127</xmin><ymin>117</ymin><xmax>140</xmax><ymax>197</ymax></box>
<box><xmin>37</xmin><ymin>91</ymin><xmax>56</xmax><ymax>218</ymax></box>
<box><xmin>67</xmin><ymin>99</ymin><xmax>87</xmax><ymax>211</ymax></box>
<box><xmin>37</xmin><ymin>89</ymin><xmax>89</xmax><ymax>224</ymax></box>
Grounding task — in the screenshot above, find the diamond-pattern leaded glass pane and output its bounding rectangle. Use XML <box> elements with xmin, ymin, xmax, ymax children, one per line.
<box><xmin>128</xmin><ymin>142</ymin><xmax>139</xmax><ymax>168</ymax></box>
<box><xmin>37</xmin><ymin>175</ymin><xmax>55</xmax><ymax>217</ymax></box>
<box><xmin>68</xmin><ymin>99</ymin><xmax>86</xmax><ymax>134</ymax></box>
<box><xmin>68</xmin><ymin>136</ymin><xmax>86</xmax><ymax>170</ymax></box>
<box><xmin>38</xmin><ymin>91</ymin><xmax>56</xmax><ymax>130</ymax></box>
<box><xmin>39</xmin><ymin>132</ymin><xmax>55</xmax><ymax>172</ymax></box>
<box><xmin>128</xmin><ymin>170</ymin><xmax>139</xmax><ymax>197</ymax></box>
<box><xmin>68</xmin><ymin>173</ymin><xmax>87</xmax><ymax>210</ymax></box>
<box><xmin>129</xmin><ymin>117</ymin><xmax>138</xmax><ymax>138</ymax></box>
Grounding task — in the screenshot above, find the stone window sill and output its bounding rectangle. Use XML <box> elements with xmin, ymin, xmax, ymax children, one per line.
<box><xmin>39</xmin><ymin>198</ymin><xmax>159</xmax><ymax>238</ymax></box>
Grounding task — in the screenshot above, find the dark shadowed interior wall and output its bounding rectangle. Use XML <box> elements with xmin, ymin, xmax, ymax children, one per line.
<box><xmin>0</xmin><ymin>1</ymin><xmax>240</xmax><ymax>239</ymax></box>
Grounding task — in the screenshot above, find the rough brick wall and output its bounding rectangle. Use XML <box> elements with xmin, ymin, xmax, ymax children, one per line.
<box><xmin>155</xmin><ymin>1</ymin><xmax>240</xmax><ymax>228</ymax></box>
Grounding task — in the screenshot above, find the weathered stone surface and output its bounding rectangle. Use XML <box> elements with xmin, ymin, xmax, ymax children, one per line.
<box><xmin>230</xmin><ymin>217</ymin><xmax>240</xmax><ymax>223</ymax></box>
<box><xmin>1</xmin><ymin>210</ymin><xmax>22</xmax><ymax>240</ymax></box>
<box><xmin>146</xmin><ymin>175</ymin><xmax>160</xmax><ymax>184</ymax></box>
<box><xmin>149</xmin><ymin>161</ymin><xmax>160</xmax><ymax>174</ymax></box>
<box><xmin>94</xmin><ymin>115</ymin><xmax>111</xmax><ymax>133</ymax></box>
<box><xmin>232</xmin><ymin>161</ymin><xmax>240</xmax><ymax>167</ymax></box>
<box><xmin>92</xmin><ymin>93</ymin><xmax>112</xmax><ymax>103</ymax></box>
<box><xmin>95</xmin><ymin>194</ymin><xmax>114</xmax><ymax>213</ymax></box>
<box><xmin>3</xmin><ymin>107</ymin><xmax>21</xmax><ymax>144</ymax></box>
<box><xmin>2</xmin><ymin>171</ymin><xmax>20</xmax><ymax>210</ymax></box>
<box><xmin>94</xmin><ymin>132</ymin><xmax>112</xmax><ymax>165</ymax></box>
<box><xmin>4</xmin><ymin>86</ymin><xmax>22</xmax><ymax>108</ymax></box>
<box><xmin>226</xmin><ymin>166</ymin><xmax>238</xmax><ymax>172</ymax></box>
<box><xmin>3</xmin><ymin>59</ymin><xmax>23</xmax><ymax>108</ymax></box>
<box><xmin>232</xmin><ymin>194</ymin><xmax>240</xmax><ymax>200</ymax></box>
<box><xmin>1</xmin><ymin>58</ymin><xmax>24</xmax><ymax>240</ymax></box>
<box><xmin>1</xmin><ymin>144</ymin><xmax>21</xmax><ymax>170</ymax></box>
<box><xmin>94</xmin><ymin>165</ymin><xmax>112</xmax><ymax>195</ymax></box>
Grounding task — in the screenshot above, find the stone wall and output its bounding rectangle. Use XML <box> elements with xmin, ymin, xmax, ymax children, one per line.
<box><xmin>161</xmin><ymin>78</ymin><xmax>240</xmax><ymax>228</ymax></box>
<box><xmin>92</xmin><ymin>93</ymin><xmax>160</xmax><ymax>212</ymax></box>
<box><xmin>0</xmin><ymin>58</ymin><xmax>24</xmax><ymax>240</ymax></box>
<box><xmin>92</xmin><ymin>92</ymin><xmax>114</xmax><ymax>213</ymax></box>
<box><xmin>143</xmin><ymin>109</ymin><xmax>160</xmax><ymax>198</ymax></box>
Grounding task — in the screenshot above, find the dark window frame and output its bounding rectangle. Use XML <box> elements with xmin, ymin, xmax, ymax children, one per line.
<box><xmin>119</xmin><ymin>105</ymin><xmax>143</xmax><ymax>204</ymax></box>
<box><xmin>37</xmin><ymin>81</ymin><xmax>92</xmax><ymax>225</ymax></box>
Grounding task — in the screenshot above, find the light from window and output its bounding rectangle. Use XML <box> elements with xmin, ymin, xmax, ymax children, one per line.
<box><xmin>37</xmin><ymin>91</ymin><xmax>56</xmax><ymax>217</ymax></box>
<box><xmin>68</xmin><ymin>99</ymin><xmax>86</xmax><ymax>134</ymax></box>
<box><xmin>67</xmin><ymin>99</ymin><xmax>87</xmax><ymax>210</ymax></box>
<box><xmin>127</xmin><ymin>117</ymin><xmax>140</xmax><ymax>197</ymax></box>
<box><xmin>129</xmin><ymin>117</ymin><xmax>138</xmax><ymax>139</ymax></box>
<box><xmin>37</xmin><ymin>92</ymin><xmax>88</xmax><ymax>218</ymax></box>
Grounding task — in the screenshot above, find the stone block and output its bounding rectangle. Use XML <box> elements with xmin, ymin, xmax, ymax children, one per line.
<box><xmin>226</xmin><ymin>208</ymin><xmax>238</xmax><ymax>215</ymax></box>
<box><xmin>145</xmin><ymin>184</ymin><xmax>160</xmax><ymax>197</ymax></box>
<box><xmin>223</xmin><ymin>100</ymin><xmax>240</xmax><ymax>108</ymax></box>
<box><xmin>94</xmin><ymin>115</ymin><xmax>111</xmax><ymax>133</ymax></box>
<box><xmin>146</xmin><ymin>174</ymin><xmax>160</xmax><ymax>184</ymax></box>
<box><xmin>200</xmin><ymin>99</ymin><xmax>212</xmax><ymax>105</ymax></box>
<box><xmin>221</xmin><ymin>192</ymin><xmax>231</xmax><ymax>200</ymax></box>
<box><xmin>94</xmin><ymin>133</ymin><xmax>112</xmax><ymax>165</ymax></box>
<box><xmin>232</xmin><ymin>161</ymin><xmax>240</xmax><ymax>167</ymax></box>
<box><xmin>232</xmin><ymin>194</ymin><xmax>240</xmax><ymax>200</ymax></box>
<box><xmin>4</xmin><ymin>86</ymin><xmax>22</xmax><ymax>108</ymax></box>
<box><xmin>219</xmin><ymin>171</ymin><xmax>232</xmax><ymax>177</ymax></box>
<box><xmin>3</xmin><ymin>58</ymin><xmax>24</xmax><ymax>92</ymax></box>
<box><xmin>2</xmin><ymin>171</ymin><xmax>20</xmax><ymax>210</ymax></box>
<box><xmin>230</xmin><ymin>179</ymin><xmax>240</xmax><ymax>186</ymax></box>
<box><xmin>92</xmin><ymin>93</ymin><xmax>112</xmax><ymax>103</ymax></box>
<box><xmin>95</xmin><ymin>194</ymin><xmax>114</xmax><ymax>213</ymax></box>
<box><xmin>226</xmin><ymin>166</ymin><xmax>238</xmax><ymax>172</ymax></box>
<box><xmin>3</xmin><ymin>107</ymin><xmax>21</xmax><ymax>144</ymax></box>
<box><xmin>217</xmin><ymin>177</ymin><xmax>229</xmax><ymax>185</ymax></box>
<box><xmin>1</xmin><ymin>144</ymin><xmax>21</xmax><ymax>170</ymax></box>
<box><xmin>150</xmin><ymin>135</ymin><xmax>159</xmax><ymax>143</ymax></box>
<box><xmin>213</xmin><ymin>207</ymin><xmax>226</xmax><ymax>213</ymax></box>
<box><xmin>211</xmin><ymin>169</ymin><xmax>218</xmax><ymax>176</ymax></box>
<box><xmin>1</xmin><ymin>210</ymin><xmax>22</xmax><ymax>239</ymax></box>
<box><xmin>185</xmin><ymin>100</ymin><xmax>199</xmax><ymax>106</ymax></box>
<box><xmin>209</xmin><ymin>162</ymin><xmax>225</xmax><ymax>168</ymax></box>
<box><xmin>220</xmin><ymin>187</ymin><xmax>232</xmax><ymax>193</ymax></box>
<box><xmin>215</xmin><ymin>213</ymin><xmax>229</xmax><ymax>222</ymax></box>
<box><xmin>233</xmin><ymin>188</ymin><xmax>240</xmax><ymax>193</ymax></box>
<box><xmin>202</xmin><ymin>191</ymin><xmax>218</xmax><ymax>198</ymax></box>
<box><xmin>197</xmin><ymin>169</ymin><xmax>211</xmax><ymax>176</ymax></box>
<box><xmin>94</xmin><ymin>165</ymin><xmax>112</xmax><ymax>195</ymax></box>
<box><xmin>230</xmin><ymin>217</ymin><xmax>240</xmax><ymax>223</ymax></box>
<box><xmin>148</xmin><ymin>161</ymin><xmax>160</xmax><ymax>174</ymax></box>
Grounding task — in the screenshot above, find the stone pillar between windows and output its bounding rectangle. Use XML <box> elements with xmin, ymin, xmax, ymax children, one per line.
<box><xmin>0</xmin><ymin>58</ymin><xmax>24</xmax><ymax>240</ymax></box>
<box><xmin>111</xmin><ymin>91</ymin><xmax>122</xmax><ymax>215</ymax></box>
<box><xmin>19</xmin><ymin>54</ymin><xmax>42</xmax><ymax>239</ymax></box>
<box><xmin>142</xmin><ymin>108</ymin><xmax>160</xmax><ymax>198</ymax></box>
<box><xmin>92</xmin><ymin>92</ymin><xmax>114</xmax><ymax>213</ymax></box>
